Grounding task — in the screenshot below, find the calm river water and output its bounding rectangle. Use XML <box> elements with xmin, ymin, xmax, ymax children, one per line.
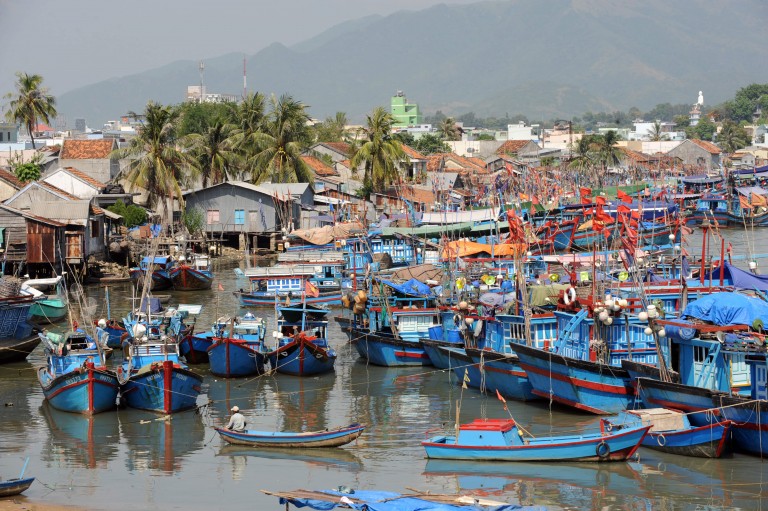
<box><xmin>1</xmin><ymin>230</ymin><xmax>768</xmax><ymax>510</ymax></box>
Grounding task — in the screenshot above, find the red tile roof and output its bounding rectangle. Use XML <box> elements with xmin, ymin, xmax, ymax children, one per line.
<box><xmin>301</xmin><ymin>155</ymin><xmax>338</xmax><ymax>177</ymax></box>
<box><xmin>60</xmin><ymin>139</ymin><xmax>116</xmax><ymax>159</ymax></box>
<box><xmin>401</xmin><ymin>145</ymin><xmax>426</xmax><ymax>160</ymax></box>
<box><xmin>619</xmin><ymin>147</ymin><xmax>651</xmax><ymax>163</ymax></box>
<box><xmin>0</xmin><ymin>168</ymin><xmax>23</xmax><ymax>189</ymax></box>
<box><xmin>690</xmin><ymin>139</ymin><xmax>722</xmax><ymax>154</ymax></box>
<box><xmin>496</xmin><ymin>140</ymin><xmax>531</xmax><ymax>155</ymax></box>
<box><xmin>34</xmin><ymin>123</ymin><xmax>54</xmax><ymax>132</ymax></box>
<box><xmin>61</xmin><ymin>167</ymin><xmax>107</xmax><ymax>189</ymax></box>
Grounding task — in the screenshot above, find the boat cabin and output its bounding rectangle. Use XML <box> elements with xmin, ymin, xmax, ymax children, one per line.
<box><xmin>456</xmin><ymin>419</ymin><xmax>523</xmax><ymax>447</ymax></box>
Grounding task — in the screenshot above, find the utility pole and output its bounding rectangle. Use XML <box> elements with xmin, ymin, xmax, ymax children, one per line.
<box><xmin>199</xmin><ymin>61</ymin><xmax>205</xmax><ymax>104</ymax></box>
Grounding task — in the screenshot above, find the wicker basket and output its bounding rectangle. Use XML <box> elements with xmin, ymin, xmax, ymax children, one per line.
<box><xmin>0</xmin><ymin>277</ymin><xmax>22</xmax><ymax>298</ymax></box>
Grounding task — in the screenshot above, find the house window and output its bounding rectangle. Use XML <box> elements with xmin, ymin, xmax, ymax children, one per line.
<box><xmin>207</xmin><ymin>210</ymin><xmax>220</xmax><ymax>224</ymax></box>
<box><xmin>90</xmin><ymin>220</ymin><xmax>99</xmax><ymax>237</ymax></box>
<box><xmin>234</xmin><ymin>209</ymin><xmax>245</xmax><ymax>225</ymax></box>
<box><xmin>0</xmin><ymin>132</ymin><xmax>3</xmax><ymax>141</ymax></box>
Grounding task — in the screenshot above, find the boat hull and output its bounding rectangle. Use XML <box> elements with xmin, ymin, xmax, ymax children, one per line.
<box><xmin>0</xmin><ymin>477</ymin><xmax>35</xmax><ymax>497</ymax></box>
<box><xmin>420</xmin><ymin>339</ymin><xmax>465</xmax><ymax>370</ymax></box>
<box><xmin>350</xmin><ymin>329</ymin><xmax>431</xmax><ymax>367</ymax></box>
<box><xmin>636</xmin><ymin>377</ymin><xmax>725</xmax><ymax>426</ymax></box>
<box><xmin>236</xmin><ymin>291</ymin><xmax>341</xmax><ymax>307</ymax></box>
<box><xmin>713</xmin><ymin>394</ymin><xmax>768</xmax><ymax>456</ymax></box>
<box><xmin>129</xmin><ymin>269</ymin><xmax>172</xmax><ymax>291</ymax></box>
<box><xmin>38</xmin><ymin>365</ymin><xmax>119</xmax><ymax>414</ymax></box>
<box><xmin>214</xmin><ymin>423</ymin><xmax>365</xmax><ymax>448</ymax></box>
<box><xmin>207</xmin><ymin>339</ymin><xmax>266</xmax><ymax>378</ymax></box>
<box><xmin>178</xmin><ymin>332</ymin><xmax>213</xmax><ymax>364</ymax></box>
<box><xmin>511</xmin><ymin>343</ymin><xmax>634</xmax><ymax>414</ymax></box>
<box><xmin>169</xmin><ymin>266</ymin><xmax>213</xmax><ymax>291</ymax></box>
<box><xmin>268</xmin><ymin>339</ymin><xmax>335</xmax><ymax>376</ymax></box>
<box><xmin>119</xmin><ymin>361</ymin><xmax>203</xmax><ymax>414</ymax></box>
<box><xmin>422</xmin><ymin>426</ymin><xmax>649</xmax><ymax>462</ymax></box>
<box><xmin>465</xmin><ymin>347</ymin><xmax>538</xmax><ymax>402</ymax></box>
<box><xmin>30</xmin><ymin>299</ymin><xmax>68</xmax><ymax>323</ymax></box>
<box><xmin>641</xmin><ymin>422</ymin><xmax>732</xmax><ymax>458</ymax></box>
<box><xmin>0</xmin><ymin>335</ymin><xmax>41</xmax><ymax>364</ymax></box>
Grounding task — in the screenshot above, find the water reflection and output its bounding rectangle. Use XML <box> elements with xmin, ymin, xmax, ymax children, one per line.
<box><xmin>40</xmin><ymin>402</ymin><xmax>120</xmax><ymax>469</ymax></box>
<box><xmin>119</xmin><ymin>409</ymin><xmax>206</xmax><ymax>473</ymax></box>
<box><xmin>272</xmin><ymin>373</ymin><xmax>337</xmax><ymax>431</ymax></box>
<box><xmin>217</xmin><ymin>445</ymin><xmax>363</xmax><ymax>479</ymax></box>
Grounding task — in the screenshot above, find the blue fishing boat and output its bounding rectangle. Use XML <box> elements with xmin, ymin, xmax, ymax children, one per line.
<box><xmin>422</xmin><ymin>418</ymin><xmax>649</xmax><ymax>462</ymax></box>
<box><xmin>235</xmin><ymin>264</ymin><xmax>342</xmax><ymax>306</ymax></box>
<box><xmin>602</xmin><ymin>408</ymin><xmax>732</xmax><ymax>458</ymax></box>
<box><xmin>511</xmin><ymin>307</ymin><xmax>659</xmax><ymax>414</ymax></box>
<box><xmin>0</xmin><ymin>292</ymin><xmax>41</xmax><ymax>364</ymax></box>
<box><xmin>207</xmin><ymin>316</ymin><xmax>268</xmax><ymax>378</ymax></box>
<box><xmin>22</xmin><ymin>276</ymin><xmax>68</xmax><ymax>323</ymax></box>
<box><xmin>169</xmin><ymin>254</ymin><xmax>214</xmax><ymax>291</ymax></box>
<box><xmin>0</xmin><ymin>477</ymin><xmax>35</xmax><ymax>497</ymax></box>
<box><xmin>129</xmin><ymin>256</ymin><xmax>175</xmax><ymax>291</ymax></box>
<box><xmin>118</xmin><ymin>308</ymin><xmax>203</xmax><ymax>414</ymax></box>
<box><xmin>37</xmin><ymin>330</ymin><xmax>119</xmax><ymax>414</ymax></box>
<box><xmin>268</xmin><ymin>305</ymin><xmax>336</xmax><ymax>376</ymax></box>
<box><xmin>214</xmin><ymin>423</ymin><xmax>365</xmax><ymax>448</ymax></box>
<box><xmin>419</xmin><ymin>310</ymin><xmax>468</xmax><ymax>369</ymax></box>
<box><xmin>95</xmin><ymin>318</ymin><xmax>128</xmax><ymax>349</ymax></box>
<box><xmin>181</xmin><ymin>313</ymin><xmax>261</xmax><ymax>364</ymax></box>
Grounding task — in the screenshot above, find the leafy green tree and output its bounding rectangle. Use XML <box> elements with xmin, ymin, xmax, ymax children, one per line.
<box><xmin>717</xmin><ymin>121</ymin><xmax>750</xmax><ymax>154</ymax></box>
<box><xmin>176</xmin><ymin>101</ymin><xmax>232</xmax><ymax>137</ymax></box>
<box><xmin>687</xmin><ymin>117</ymin><xmax>716</xmax><ymax>141</ymax></box>
<box><xmin>107</xmin><ymin>200</ymin><xmax>147</xmax><ymax>228</ymax></box>
<box><xmin>7</xmin><ymin>150</ymin><xmax>43</xmax><ymax>183</ymax></box>
<box><xmin>673</xmin><ymin>115</ymin><xmax>690</xmax><ymax>129</ymax></box>
<box><xmin>475</xmin><ymin>133</ymin><xmax>496</xmax><ymax>141</ymax></box>
<box><xmin>723</xmin><ymin>84</ymin><xmax>768</xmax><ymax>122</ymax></box>
<box><xmin>438</xmin><ymin>117</ymin><xmax>461</xmax><ymax>141</ymax></box>
<box><xmin>349</xmin><ymin>106</ymin><xmax>408</xmax><ymax>195</ymax></box>
<box><xmin>181</xmin><ymin>207</ymin><xmax>205</xmax><ymax>237</ymax></box>
<box><xmin>3</xmin><ymin>72</ymin><xmax>57</xmax><ymax>149</ymax></box>
<box><xmin>412</xmin><ymin>133</ymin><xmax>450</xmax><ymax>155</ymax></box>
<box><xmin>314</xmin><ymin>112</ymin><xmax>348</xmax><ymax>142</ymax></box>
<box><xmin>112</xmin><ymin>101</ymin><xmax>197</xmax><ymax>222</ymax></box>
<box><xmin>185</xmin><ymin>121</ymin><xmax>238</xmax><ymax>186</ymax></box>
<box><xmin>250</xmin><ymin>94</ymin><xmax>313</xmax><ymax>184</ymax></box>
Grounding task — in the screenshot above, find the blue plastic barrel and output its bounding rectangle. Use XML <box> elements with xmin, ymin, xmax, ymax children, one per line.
<box><xmin>447</xmin><ymin>329</ymin><xmax>463</xmax><ymax>344</ymax></box>
<box><xmin>428</xmin><ymin>325</ymin><xmax>443</xmax><ymax>340</ymax></box>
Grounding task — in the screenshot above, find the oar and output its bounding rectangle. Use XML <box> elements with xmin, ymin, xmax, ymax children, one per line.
<box><xmin>19</xmin><ymin>457</ymin><xmax>29</xmax><ymax>479</ymax></box>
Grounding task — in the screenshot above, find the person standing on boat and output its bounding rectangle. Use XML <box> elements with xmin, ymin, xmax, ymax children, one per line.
<box><xmin>226</xmin><ymin>406</ymin><xmax>246</xmax><ymax>432</ymax></box>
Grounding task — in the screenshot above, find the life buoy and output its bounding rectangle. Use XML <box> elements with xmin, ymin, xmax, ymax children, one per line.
<box><xmin>596</xmin><ymin>441</ymin><xmax>610</xmax><ymax>459</ymax></box>
<box><xmin>563</xmin><ymin>286</ymin><xmax>577</xmax><ymax>306</ymax></box>
<box><xmin>656</xmin><ymin>434</ymin><xmax>666</xmax><ymax>447</ymax></box>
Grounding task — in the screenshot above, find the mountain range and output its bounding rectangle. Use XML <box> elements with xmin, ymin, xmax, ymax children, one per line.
<box><xmin>57</xmin><ymin>0</ymin><xmax>768</xmax><ymax>128</ymax></box>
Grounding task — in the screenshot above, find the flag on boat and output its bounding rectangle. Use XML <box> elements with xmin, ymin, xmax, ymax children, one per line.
<box><xmin>617</xmin><ymin>189</ymin><xmax>633</xmax><ymax>203</ymax></box>
<box><xmin>495</xmin><ymin>389</ymin><xmax>507</xmax><ymax>410</ymax></box>
<box><xmin>462</xmin><ymin>369</ymin><xmax>470</xmax><ymax>389</ymax></box>
<box><xmin>305</xmin><ymin>280</ymin><xmax>320</xmax><ymax>298</ymax></box>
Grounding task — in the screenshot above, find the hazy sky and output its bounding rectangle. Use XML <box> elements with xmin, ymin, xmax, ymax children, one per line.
<box><xmin>0</xmin><ymin>0</ymin><xmax>478</xmax><ymax>99</ymax></box>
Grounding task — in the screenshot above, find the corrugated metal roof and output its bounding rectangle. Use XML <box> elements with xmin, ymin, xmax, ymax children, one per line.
<box><xmin>28</xmin><ymin>200</ymin><xmax>91</xmax><ymax>225</ymax></box>
<box><xmin>183</xmin><ymin>181</ymin><xmax>312</xmax><ymax>200</ymax></box>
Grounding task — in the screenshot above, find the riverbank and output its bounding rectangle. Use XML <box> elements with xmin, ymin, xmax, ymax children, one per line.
<box><xmin>0</xmin><ymin>499</ymin><xmax>91</xmax><ymax>511</ymax></box>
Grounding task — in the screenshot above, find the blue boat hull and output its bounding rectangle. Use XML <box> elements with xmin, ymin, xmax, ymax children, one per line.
<box><xmin>129</xmin><ymin>269</ymin><xmax>172</xmax><ymax>291</ymax></box>
<box><xmin>422</xmin><ymin>426</ymin><xmax>649</xmax><ymax>462</ymax></box>
<box><xmin>268</xmin><ymin>339</ymin><xmax>335</xmax><ymax>376</ymax></box>
<box><xmin>120</xmin><ymin>361</ymin><xmax>203</xmax><ymax>414</ymax></box>
<box><xmin>179</xmin><ymin>332</ymin><xmax>214</xmax><ymax>364</ymax></box>
<box><xmin>237</xmin><ymin>291</ymin><xmax>341</xmax><ymax>307</ymax></box>
<box><xmin>169</xmin><ymin>266</ymin><xmax>213</xmax><ymax>291</ymax></box>
<box><xmin>511</xmin><ymin>343</ymin><xmax>634</xmax><ymax>414</ymax></box>
<box><xmin>0</xmin><ymin>477</ymin><xmax>35</xmax><ymax>497</ymax></box>
<box><xmin>351</xmin><ymin>329</ymin><xmax>431</xmax><ymax>367</ymax></box>
<box><xmin>465</xmin><ymin>348</ymin><xmax>538</xmax><ymax>401</ymax></box>
<box><xmin>713</xmin><ymin>394</ymin><xmax>768</xmax><ymax>456</ymax></box>
<box><xmin>38</xmin><ymin>365</ymin><xmax>119</xmax><ymax>414</ymax></box>
<box><xmin>207</xmin><ymin>339</ymin><xmax>266</xmax><ymax>378</ymax></box>
<box><xmin>636</xmin><ymin>377</ymin><xmax>723</xmax><ymax>426</ymax></box>
<box><xmin>420</xmin><ymin>339</ymin><xmax>465</xmax><ymax>370</ymax></box>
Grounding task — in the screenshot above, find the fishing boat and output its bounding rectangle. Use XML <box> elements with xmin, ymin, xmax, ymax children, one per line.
<box><xmin>169</xmin><ymin>253</ymin><xmax>214</xmax><ymax>291</ymax></box>
<box><xmin>234</xmin><ymin>264</ymin><xmax>342</xmax><ymax>306</ymax></box>
<box><xmin>37</xmin><ymin>329</ymin><xmax>119</xmax><ymax>414</ymax></box>
<box><xmin>118</xmin><ymin>309</ymin><xmax>203</xmax><ymax>414</ymax></box>
<box><xmin>269</xmin><ymin>305</ymin><xmax>336</xmax><ymax>376</ymax></box>
<box><xmin>601</xmin><ymin>408</ymin><xmax>732</xmax><ymax>458</ymax></box>
<box><xmin>421</xmin><ymin>418</ymin><xmax>649</xmax><ymax>462</ymax></box>
<box><xmin>214</xmin><ymin>423</ymin><xmax>365</xmax><ymax>448</ymax></box>
<box><xmin>207</xmin><ymin>316</ymin><xmax>268</xmax><ymax>378</ymax></box>
<box><xmin>129</xmin><ymin>255</ymin><xmax>175</xmax><ymax>291</ymax></box>
<box><xmin>22</xmin><ymin>276</ymin><xmax>68</xmax><ymax>323</ymax></box>
<box><xmin>0</xmin><ymin>458</ymin><xmax>34</xmax><ymax>497</ymax></box>
<box><xmin>181</xmin><ymin>312</ymin><xmax>262</xmax><ymax>364</ymax></box>
<box><xmin>0</xmin><ymin>292</ymin><xmax>42</xmax><ymax>364</ymax></box>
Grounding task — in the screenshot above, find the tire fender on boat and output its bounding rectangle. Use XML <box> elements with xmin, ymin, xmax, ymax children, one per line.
<box><xmin>563</xmin><ymin>286</ymin><xmax>577</xmax><ymax>306</ymax></box>
<box><xmin>596</xmin><ymin>441</ymin><xmax>610</xmax><ymax>459</ymax></box>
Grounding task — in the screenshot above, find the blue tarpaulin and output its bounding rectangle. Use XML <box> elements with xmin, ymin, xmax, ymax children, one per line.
<box><xmin>276</xmin><ymin>489</ymin><xmax>545</xmax><ymax>511</ymax></box>
<box><xmin>705</xmin><ymin>262</ymin><xmax>768</xmax><ymax>291</ymax></box>
<box><xmin>682</xmin><ymin>292</ymin><xmax>768</xmax><ymax>327</ymax></box>
<box><xmin>379</xmin><ymin>278</ymin><xmax>434</xmax><ymax>297</ymax></box>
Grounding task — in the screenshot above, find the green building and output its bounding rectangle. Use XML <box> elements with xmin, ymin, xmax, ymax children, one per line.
<box><xmin>391</xmin><ymin>91</ymin><xmax>423</xmax><ymax>128</ymax></box>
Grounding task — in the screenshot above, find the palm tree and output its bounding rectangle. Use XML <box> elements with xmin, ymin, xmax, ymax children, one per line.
<box><xmin>349</xmin><ymin>107</ymin><xmax>408</xmax><ymax>194</ymax></box>
<box><xmin>597</xmin><ymin>130</ymin><xmax>623</xmax><ymax>170</ymax></box>
<box><xmin>649</xmin><ymin>121</ymin><xmax>664</xmax><ymax>142</ymax></box>
<box><xmin>438</xmin><ymin>117</ymin><xmax>461</xmax><ymax>141</ymax></box>
<box><xmin>185</xmin><ymin>121</ymin><xmax>238</xmax><ymax>186</ymax></box>
<box><xmin>314</xmin><ymin>112</ymin><xmax>348</xmax><ymax>142</ymax></box>
<box><xmin>112</xmin><ymin>101</ymin><xmax>196</xmax><ymax>222</ymax></box>
<box><xmin>3</xmin><ymin>72</ymin><xmax>57</xmax><ymax>149</ymax></box>
<box><xmin>718</xmin><ymin>120</ymin><xmax>750</xmax><ymax>154</ymax></box>
<box><xmin>250</xmin><ymin>94</ymin><xmax>313</xmax><ymax>184</ymax></box>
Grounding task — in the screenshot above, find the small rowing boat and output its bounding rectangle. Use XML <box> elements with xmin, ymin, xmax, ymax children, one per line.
<box><xmin>214</xmin><ymin>423</ymin><xmax>365</xmax><ymax>448</ymax></box>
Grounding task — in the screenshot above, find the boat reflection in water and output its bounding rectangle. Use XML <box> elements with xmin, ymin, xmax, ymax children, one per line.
<box><xmin>271</xmin><ymin>371</ymin><xmax>337</xmax><ymax>433</ymax></box>
<box><xmin>423</xmin><ymin>459</ymin><xmax>646</xmax><ymax>509</ymax></box>
<box><xmin>40</xmin><ymin>401</ymin><xmax>121</xmax><ymax>469</ymax></box>
<box><xmin>120</xmin><ymin>409</ymin><xmax>205</xmax><ymax>473</ymax></box>
<box><xmin>217</xmin><ymin>444</ymin><xmax>363</xmax><ymax>480</ymax></box>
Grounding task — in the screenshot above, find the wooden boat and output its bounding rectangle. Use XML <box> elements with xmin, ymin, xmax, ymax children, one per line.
<box><xmin>601</xmin><ymin>408</ymin><xmax>732</xmax><ymax>458</ymax></box>
<box><xmin>129</xmin><ymin>256</ymin><xmax>174</xmax><ymax>291</ymax></box>
<box><xmin>422</xmin><ymin>418</ymin><xmax>649</xmax><ymax>462</ymax></box>
<box><xmin>22</xmin><ymin>276</ymin><xmax>68</xmax><ymax>323</ymax></box>
<box><xmin>268</xmin><ymin>305</ymin><xmax>336</xmax><ymax>376</ymax></box>
<box><xmin>37</xmin><ymin>330</ymin><xmax>119</xmax><ymax>414</ymax></box>
<box><xmin>234</xmin><ymin>264</ymin><xmax>342</xmax><ymax>306</ymax></box>
<box><xmin>214</xmin><ymin>423</ymin><xmax>365</xmax><ymax>448</ymax></box>
<box><xmin>0</xmin><ymin>477</ymin><xmax>35</xmax><ymax>497</ymax></box>
<box><xmin>0</xmin><ymin>294</ymin><xmax>41</xmax><ymax>364</ymax></box>
<box><xmin>262</xmin><ymin>489</ymin><xmax>514</xmax><ymax>510</ymax></box>
<box><xmin>207</xmin><ymin>317</ymin><xmax>268</xmax><ymax>378</ymax></box>
<box><xmin>169</xmin><ymin>254</ymin><xmax>214</xmax><ymax>291</ymax></box>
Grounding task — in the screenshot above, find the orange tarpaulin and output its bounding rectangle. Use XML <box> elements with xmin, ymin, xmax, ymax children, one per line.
<box><xmin>441</xmin><ymin>240</ymin><xmax>526</xmax><ymax>260</ymax></box>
